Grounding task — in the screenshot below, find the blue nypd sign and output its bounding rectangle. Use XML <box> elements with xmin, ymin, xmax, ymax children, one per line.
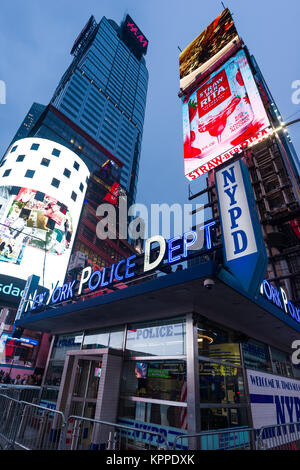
<box><xmin>215</xmin><ymin>159</ymin><xmax>268</xmax><ymax>296</ymax></box>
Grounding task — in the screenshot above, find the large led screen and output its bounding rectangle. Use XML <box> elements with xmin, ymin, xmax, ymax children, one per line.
<box><xmin>0</xmin><ymin>186</ymin><xmax>74</xmax><ymax>289</ymax></box>
<box><xmin>182</xmin><ymin>49</ymin><xmax>271</xmax><ymax>181</ymax></box>
<box><xmin>179</xmin><ymin>8</ymin><xmax>239</xmax><ymax>90</ymax></box>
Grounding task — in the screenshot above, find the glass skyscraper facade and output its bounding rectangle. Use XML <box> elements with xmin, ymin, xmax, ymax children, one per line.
<box><xmin>51</xmin><ymin>15</ymin><xmax>149</xmax><ymax>204</ymax></box>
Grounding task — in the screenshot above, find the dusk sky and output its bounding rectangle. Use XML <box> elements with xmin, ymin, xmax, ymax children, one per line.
<box><xmin>1</xmin><ymin>0</ymin><xmax>300</xmax><ymax>217</ymax></box>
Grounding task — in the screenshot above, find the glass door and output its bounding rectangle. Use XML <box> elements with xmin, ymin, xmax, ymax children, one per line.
<box><xmin>70</xmin><ymin>358</ymin><xmax>102</xmax><ymax>419</ymax></box>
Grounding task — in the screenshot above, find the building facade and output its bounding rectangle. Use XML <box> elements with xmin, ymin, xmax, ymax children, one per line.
<box><xmin>51</xmin><ymin>15</ymin><xmax>149</xmax><ymax>205</ymax></box>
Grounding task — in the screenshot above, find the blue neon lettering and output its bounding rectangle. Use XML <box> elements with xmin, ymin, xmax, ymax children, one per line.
<box><xmin>51</xmin><ymin>286</ymin><xmax>61</xmax><ymax>304</ymax></box>
<box><xmin>66</xmin><ymin>280</ymin><xmax>76</xmax><ymax>298</ymax></box>
<box><xmin>203</xmin><ymin>222</ymin><xmax>216</xmax><ymax>250</ymax></box>
<box><xmin>59</xmin><ymin>283</ymin><xmax>69</xmax><ymax>302</ymax></box>
<box><xmin>183</xmin><ymin>231</ymin><xmax>197</xmax><ymax>257</ymax></box>
<box><xmin>115</xmin><ymin>259</ymin><xmax>125</xmax><ymax>281</ymax></box>
<box><xmin>168</xmin><ymin>237</ymin><xmax>182</xmax><ymax>263</ymax></box>
<box><xmin>100</xmin><ymin>267</ymin><xmax>109</xmax><ymax>287</ymax></box>
<box><xmin>109</xmin><ymin>264</ymin><xmax>115</xmax><ymax>284</ymax></box>
<box><xmin>88</xmin><ymin>271</ymin><xmax>101</xmax><ymax>291</ymax></box>
<box><xmin>125</xmin><ymin>255</ymin><xmax>137</xmax><ymax>279</ymax></box>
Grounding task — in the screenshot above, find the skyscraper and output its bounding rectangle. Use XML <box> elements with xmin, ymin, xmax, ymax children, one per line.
<box><xmin>8</xmin><ymin>102</ymin><xmax>46</xmax><ymax>147</ymax></box>
<box><xmin>0</xmin><ymin>13</ymin><xmax>149</xmax><ymax>381</ymax></box>
<box><xmin>51</xmin><ymin>14</ymin><xmax>149</xmax><ymax>206</ymax></box>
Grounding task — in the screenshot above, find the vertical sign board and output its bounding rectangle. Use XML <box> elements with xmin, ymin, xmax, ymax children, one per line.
<box><xmin>215</xmin><ymin>159</ymin><xmax>268</xmax><ymax>296</ymax></box>
<box><xmin>247</xmin><ymin>369</ymin><xmax>300</xmax><ymax>448</ymax></box>
<box><xmin>12</xmin><ymin>274</ymin><xmax>40</xmax><ymax>338</ymax></box>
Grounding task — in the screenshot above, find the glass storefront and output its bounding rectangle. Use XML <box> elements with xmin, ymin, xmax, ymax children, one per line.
<box><xmin>39</xmin><ymin>313</ymin><xmax>299</xmax><ymax>447</ymax></box>
<box><xmin>121</xmin><ymin>360</ymin><xmax>186</xmax><ymax>401</ymax></box>
<box><xmin>126</xmin><ymin>318</ymin><xmax>186</xmax><ymax>356</ymax></box>
<box><xmin>242</xmin><ymin>339</ymin><xmax>272</xmax><ymax>373</ymax></box>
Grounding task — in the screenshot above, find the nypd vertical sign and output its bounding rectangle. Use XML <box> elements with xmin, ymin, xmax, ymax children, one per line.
<box><xmin>215</xmin><ymin>159</ymin><xmax>268</xmax><ymax>296</ymax></box>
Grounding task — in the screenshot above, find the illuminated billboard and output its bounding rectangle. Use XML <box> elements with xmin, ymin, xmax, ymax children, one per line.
<box><xmin>179</xmin><ymin>9</ymin><xmax>239</xmax><ymax>91</ymax></box>
<box><xmin>0</xmin><ymin>138</ymin><xmax>90</xmax><ymax>290</ymax></box>
<box><xmin>182</xmin><ymin>49</ymin><xmax>271</xmax><ymax>180</ymax></box>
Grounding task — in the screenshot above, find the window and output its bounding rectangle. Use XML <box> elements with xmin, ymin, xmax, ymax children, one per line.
<box><xmin>52</xmin><ymin>148</ymin><xmax>61</xmax><ymax>157</ymax></box>
<box><xmin>25</xmin><ymin>170</ymin><xmax>35</xmax><ymax>178</ymax></box>
<box><xmin>30</xmin><ymin>143</ymin><xmax>40</xmax><ymax>151</ymax></box>
<box><xmin>126</xmin><ymin>318</ymin><xmax>186</xmax><ymax>356</ymax></box>
<box><xmin>51</xmin><ymin>178</ymin><xmax>60</xmax><ymax>188</ymax></box>
<box><xmin>10</xmin><ymin>186</ymin><xmax>21</xmax><ymax>195</ymax></box>
<box><xmin>82</xmin><ymin>327</ymin><xmax>124</xmax><ymax>350</ymax></box>
<box><xmin>121</xmin><ymin>359</ymin><xmax>187</xmax><ymax>402</ymax></box>
<box><xmin>63</xmin><ymin>168</ymin><xmax>71</xmax><ymax>178</ymax></box>
<box><xmin>71</xmin><ymin>191</ymin><xmax>77</xmax><ymax>202</ymax></box>
<box><xmin>16</xmin><ymin>154</ymin><xmax>25</xmax><ymax>162</ymax></box>
<box><xmin>79</xmin><ymin>183</ymin><xmax>84</xmax><ymax>192</ymax></box>
<box><xmin>10</xmin><ymin>145</ymin><xmax>17</xmax><ymax>153</ymax></box>
<box><xmin>41</xmin><ymin>158</ymin><xmax>50</xmax><ymax>167</ymax></box>
<box><xmin>35</xmin><ymin>191</ymin><xmax>45</xmax><ymax>202</ymax></box>
<box><xmin>3</xmin><ymin>169</ymin><xmax>11</xmax><ymax>177</ymax></box>
<box><xmin>73</xmin><ymin>161</ymin><xmax>80</xmax><ymax>171</ymax></box>
<box><xmin>242</xmin><ymin>339</ymin><xmax>272</xmax><ymax>372</ymax></box>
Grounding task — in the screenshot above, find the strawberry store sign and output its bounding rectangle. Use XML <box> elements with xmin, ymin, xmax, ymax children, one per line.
<box><xmin>182</xmin><ymin>48</ymin><xmax>271</xmax><ymax>181</ymax></box>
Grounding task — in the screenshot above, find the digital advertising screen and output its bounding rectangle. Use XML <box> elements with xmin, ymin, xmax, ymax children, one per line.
<box><xmin>182</xmin><ymin>48</ymin><xmax>271</xmax><ymax>181</ymax></box>
<box><xmin>0</xmin><ymin>185</ymin><xmax>74</xmax><ymax>289</ymax></box>
<box><xmin>179</xmin><ymin>8</ymin><xmax>239</xmax><ymax>91</ymax></box>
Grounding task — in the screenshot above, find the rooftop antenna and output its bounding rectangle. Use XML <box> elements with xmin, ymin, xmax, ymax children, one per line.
<box><xmin>178</xmin><ymin>46</ymin><xmax>182</xmax><ymax>52</ymax></box>
<box><xmin>221</xmin><ymin>1</ymin><xmax>226</xmax><ymax>9</ymax></box>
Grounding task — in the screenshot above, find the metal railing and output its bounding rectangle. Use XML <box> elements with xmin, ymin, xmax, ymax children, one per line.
<box><xmin>173</xmin><ymin>427</ymin><xmax>256</xmax><ymax>450</ymax></box>
<box><xmin>0</xmin><ymin>385</ymin><xmax>41</xmax><ymax>403</ymax></box>
<box><xmin>64</xmin><ymin>415</ymin><xmax>170</xmax><ymax>450</ymax></box>
<box><xmin>0</xmin><ymin>394</ymin><xmax>66</xmax><ymax>450</ymax></box>
<box><xmin>256</xmin><ymin>421</ymin><xmax>300</xmax><ymax>450</ymax></box>
<box><xmin>1</xmin><ymin>393</ymin><xmax>300</xmax><ymax>451</ymax></box>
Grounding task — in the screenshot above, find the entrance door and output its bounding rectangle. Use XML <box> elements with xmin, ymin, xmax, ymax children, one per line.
<box><xmin>56</xmin><ymin>348</ymin><xmax>123</xmax><ymax>426</ymax></box>
<box><xmin>69</xmin><ymin>358</ymin><xmax>103</xmax><ymax>419</ymax></box>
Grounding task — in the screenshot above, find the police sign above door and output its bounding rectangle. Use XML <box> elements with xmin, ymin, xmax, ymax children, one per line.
<box><xmin>215</xmin><ymin>158</ymin><xmax>268</xmax><ymax>296</ymax></box>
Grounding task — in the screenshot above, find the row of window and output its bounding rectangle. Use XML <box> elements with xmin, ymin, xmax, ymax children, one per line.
<box><xmin>11</xmin><ymin>143</ymin><xmax>61</xmax><ymax>157</ymax></box>
<box><xmin>2</xmin><ymin>167</ymin><xmax>84</xmax><ymax>195</ymax></box>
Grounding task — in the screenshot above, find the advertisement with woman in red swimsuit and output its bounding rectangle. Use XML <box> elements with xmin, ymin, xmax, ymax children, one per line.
<box><xmin>182</xmin><ymin>49</ymin><xmax>270</xmax><ymax>179</ymax></box>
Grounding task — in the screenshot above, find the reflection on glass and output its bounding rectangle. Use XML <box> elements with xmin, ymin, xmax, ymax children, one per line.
<box><xmin>197</xmin><ymin>321</ymin><xmax>241</xmax><ymax>365</ymax></box>
<box><xmin>242</xmin><ymin>339</ymin><xmax>272</xmax><ymax>373</ymax></box>
<box><xmin>44</xmin><ymin>361</ymin><xmax>64</xmax><ymax>386</ymax></box>
<box><xmin>126</xmin><ymin>319</ymin><xmax>186</xmax><ymax>356</ymax></box>
<box><xmin>199</xmin><ymin>361</ymin><xmax>245</xmax><ymax>404</ymax></box>
<box><xmin>122</xmin><ymin>360</ymin><xmax>186</xmax><ymax>402</ymax></box>
<box><xmin>73</xmin><ymin>359</ymin><xmax>90</xmax><ymax>398</ymax></box>
<box><xmin>82</xmin><ymin>327</ymin><xmax>124</xmax><ymax>350</ymax></box>
<box><xmin>52</xmin><ymin>333</ymin><xmax>83</xmax><ymax>360</ymax></box>
<box><xmin>201</xmin><ymin>407</ymin><xmax>248</xmax><ymax>431</ymax></box>
<box><xmin>119</xmin><ymin>399</ymin><xmax>187</xmax><ymax>433</ymax></box>
<box><xmin>271</xmin><ymin>346</ymin><xmax>294</xmax><ymax>378</ymax></box>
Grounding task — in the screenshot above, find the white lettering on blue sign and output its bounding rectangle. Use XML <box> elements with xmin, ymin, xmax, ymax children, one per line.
<box><xmin>260</xmin><ymin>280</ymin><xmax>300</xmax><ymax>324</ymax></box>
<box><xmin>216</xmin><ymin>161</ymin><xmax>257</xmax><ymax>261</ymax></box>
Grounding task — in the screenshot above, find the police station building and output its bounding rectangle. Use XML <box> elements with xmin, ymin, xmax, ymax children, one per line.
<box><xmin>15</xmin><ymin>160</ymin><xmax>300</xmax><ymax>449</ymax></box>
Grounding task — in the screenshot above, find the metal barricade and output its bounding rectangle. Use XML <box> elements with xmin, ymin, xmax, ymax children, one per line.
<box><xmin>257</xmin><ymin>421</ymin><xmax>300</xmax><ymax>450</ymax></box>
<box><xmin>0</xmin><ymin>394</ymin><xmax>24</xmax><ymax>449</ymax></box>
<box><xmin>173</xmin><ymin>427</ymin><xmax>257</xmax><ymax>450</ymax></box>
<box><xmin>64</xmin><ymin>415</ymin><xmax>170</xmax><ymax>450</ymax></box>
<box><xmin>0</xmin><ymin>385</ymin><xmax>41</xmax><ymax>403</ymax></box>
<box><xmin>0</xmin><ymin>394</ymin><xmax>66</xmax><ymax>450</ymax></box>
<box><xmin>15</xmin><ymin>401</ymin><xmax>66</xmax><ymax>450</ymax></box>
